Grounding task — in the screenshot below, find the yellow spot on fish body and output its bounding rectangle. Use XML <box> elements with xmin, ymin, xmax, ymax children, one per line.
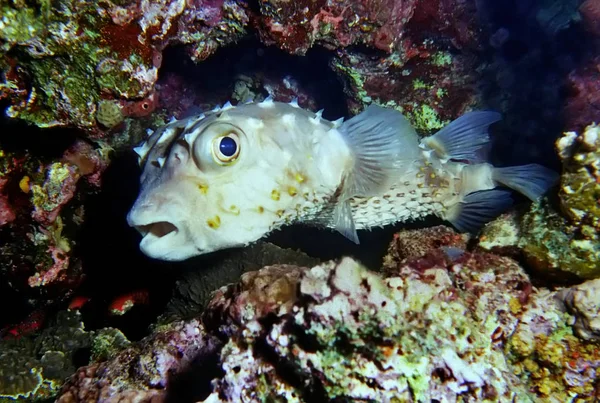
<box><xmin>198</xmin><ymin>183</ymin><xmax>209</xmax><ymax>194</ymax></box>
<box><xmin>288</xmin><ymin>186</ymin><xmax>297</xmax><ymax>196</ymax></box>
<box><xmin>271</xmin><ymin>189</ymin><xmax>280</xmax><ymax>201</ymax></box>
<box><xmin>229</xmin><ymin>205</ymin><xmax>240</xmax><ymax>215</ymax></box>
<box><xmin>207</xmin><ymin>215</ymin><xmax>221</xmax><ymax>229</ymax></box>
<box><xmin>258</xmin><ymin>206</ymin><xmax>265</xmax><ymax>213</ymax></box>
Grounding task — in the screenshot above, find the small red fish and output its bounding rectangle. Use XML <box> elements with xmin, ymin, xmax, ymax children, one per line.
<box><xmin>68</xmin><ymin>295</ymin><xmax>91</xmax><ymax>311</ymax></box>
<box><xmin>1</xmin><ymin>309</ymin><xmax>46</xmax><ymax>340</ymax></box>
<box><xmin>108</xmin><ymin>290</ymin><xmax>150</xmax><ymax>316</ymax></box>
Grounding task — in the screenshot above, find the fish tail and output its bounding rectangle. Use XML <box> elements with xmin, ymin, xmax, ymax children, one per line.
<box><xmin>492</xmin><ymin>164</ymin><xmax>559</xmax><ymax>201</ymax></box>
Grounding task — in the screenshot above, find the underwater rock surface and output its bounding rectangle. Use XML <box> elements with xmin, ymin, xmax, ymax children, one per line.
<box><xmin>479</xmin><ymin>123</ymin><xmax>600</xmax><ymax>281</ymax></box>
<box><xmin>0</xmin><ymin>310</ymin><xmax>129</xmax><ymax>402</ymax></box>
<box><xmin>1</xmin><ymin>0</ymin><xmax>600</xmax><ymax>402</ymax></box>
<box><xmin>54</xmin><ymin>231</ymin><xmax>600</xmax><ymax>402</ymax></box>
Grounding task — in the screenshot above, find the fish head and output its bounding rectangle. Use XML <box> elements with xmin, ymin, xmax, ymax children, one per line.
<box><xmin>127</xmin><ymin>103</ymin><xmax>351</xmax><ymax>261</ymax></box>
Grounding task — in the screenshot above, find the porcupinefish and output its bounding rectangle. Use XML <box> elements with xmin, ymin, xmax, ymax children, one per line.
<box><xmin>127</xmin><ymin>97</ymin><xmax>558</xmax><ymax>261</ymax></box>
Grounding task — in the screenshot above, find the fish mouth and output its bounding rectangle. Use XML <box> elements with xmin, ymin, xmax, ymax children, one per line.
<box><xmin>136</xmin><ymin>221</ymin><xmax>178</xmax><ymax>239</ymax></box>
<box><xmin>134</xmin><ymin>220</ymin><xmax>181</xmax><ymax>257</ymax></box>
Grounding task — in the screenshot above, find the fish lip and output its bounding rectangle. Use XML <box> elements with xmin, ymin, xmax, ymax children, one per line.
<box><xmin>137</xmin><ymin>221</ymin><xmax>180</xmax><ymax>258</ymax></box>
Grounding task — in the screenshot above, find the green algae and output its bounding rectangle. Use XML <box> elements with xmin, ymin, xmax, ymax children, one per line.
<box><xmin>0</xmin><ymin>0</ymin><xmax>153</xmax><ymax>129</ymax></box>
<box><xmin>407</xmin><ymin>103</ymin><xmax>449</xmax><ymax>132</ymax></box>
<box><xmin>519</xmin><ymin>199</ymin><xmax>600</xmax><ymax>280</ymax></box>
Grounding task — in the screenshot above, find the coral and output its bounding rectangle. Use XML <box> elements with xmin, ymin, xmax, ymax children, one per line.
<box><xmin>163</xmin><ymin>242</ymin><xmax>319</xmax><ymax>321</ymax></box>
<box><xmin>0</xmin><ymin>0</ymin><xmax>249</xmax><ymax>133</ymax></box>
<box><xmin>381</xmin><ymin>225</ymin><xmax>469</xmax><ymax>276</ymax></box>
<box><xmin>57</xmin><ymin>319</ymin><xmax>212</xmax><ymax>402</ymax></box>
<box><xmin>30</xmin><ymin>162</ymin><xmax>80</xmax><ymax>226</ymax></box>
<box><xmin>54</xmin><ymin>229</ymin><xmax>600</xmax><ymax>402</ymax></box>
<box><xmin>580</xmin><ymin>0</ymin><xmax>600</xmax><ymax>38</ymax></box>
<box><xmin>256</xmin><ymin>0</ymin><xmax>418</xmax><ymax>55</ymax></box>
<box><xmin>0</xmin><ymin>137</ymin><xmax>109</xmax><ymax>309</ymax></box>
<box><xmin>559</xmin><ymin>278</ymin><xmax>600</xmax><ymax>341</ymax></box>
<box><xmin>330</xmin><ymin>43</ymin><xmax>479</xmax><ymax>130</ymax></box>
<box><xmin>0</xmin><ymin>177</ymin><xmax>15</xmax><ymax>226</ymax></box>
<box><xmin>557</xmin><ymin>123</ymin><xmax>600</xmax><ymax>229</ymax></box>
<box><xmin>0</xmin><ymin>310</ymin><xmax>128</xmax><ymax>402</ymax></box>
<box><xmin>506</xmin><ymin>287</ymin><xmax>600</xmax><ymax>400</ymax></box>
<box><xmin>478</xmin><ymin>123</ymin><xmax>600</xmax><ymax>281</ymax></box>
<box><xmin>95</xmin><ymin>100</ymin><xmax>124</xmax><ymax>129</ymax></box>
<box><xmin>564</xmin><ymin>57</ymin><xmax>600</xmax><ymax>133</ymax></box>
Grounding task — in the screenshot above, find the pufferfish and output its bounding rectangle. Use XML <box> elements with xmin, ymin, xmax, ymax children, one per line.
<box><xmin>127</xmin><ymin>97</ymin><xmax>558</xmax><ymax>262</ymax></box>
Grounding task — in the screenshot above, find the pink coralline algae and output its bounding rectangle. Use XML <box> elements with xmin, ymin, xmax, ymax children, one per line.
<box><xmin>0</xmin><ymin>0</ymin><xmax>249</xmax><ymax>133</ymax></box>
<box><xmin>564</xmin><ymin>57</ymin><xmax>600</xmax><ymax>133</ymax></box>
<box><xmin>54</xmin><ymin>230</ymin><xmax>600</xmax><ymax>402</ymax></box>
<box><xmin>256</xmin><ymin>0</ymin><xmax>419</xmax><ymax>55</ymax></box>
<box><xmin>0</xmin><ymin>177</ymin><xmax>16</xmax><ymax>226</ymax></box>
<box><xmin>31</xmin><ymin>162</ymin><xmax>80</xmax><ymax>227</ymax></box>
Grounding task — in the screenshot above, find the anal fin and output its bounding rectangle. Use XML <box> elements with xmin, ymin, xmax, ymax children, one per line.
<box><xmin>333</xmin><ymin>200</ymin><xmax>360</xmax><ymax>244</ymax></box>
<box><xmin>443</xmin><ymin>189</ymin><xmax>513</xmax><ymax>234</ymax></box>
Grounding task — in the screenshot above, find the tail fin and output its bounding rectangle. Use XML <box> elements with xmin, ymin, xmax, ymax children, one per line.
<box><xmin>492</xmin><ymin>164</ymin><xmax>559</xmax><ymax>201</ymax></box>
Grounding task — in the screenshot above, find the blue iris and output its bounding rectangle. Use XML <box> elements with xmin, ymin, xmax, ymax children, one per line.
<box><xmin>219</xmin><ymin>136</ymin><xmax>237</xmax><ymax>157</ymax></box>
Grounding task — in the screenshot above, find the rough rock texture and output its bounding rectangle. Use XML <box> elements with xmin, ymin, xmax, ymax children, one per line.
<box><xmin>163</xmin><ymin>242</ymin><xmax>320</xmax><ymax>322</ymax></box>
<box><xmin>0</xmin><ymin>0</ymin><xmax>249</xmax><ymax>132</ymax></box>
<box><xmin>55</xmin><ymin>229</ymin><xmax>600</xmax><ymax>402</ymax></box>
<box><xmin>0</xmin><ymin>310</ymin><xmax>129</xmax><ymax>402</ymax></box>
<box><xmin>56</xmin><ymin>319</ymin><xmax>213</xmax><ymax>403</ymax></box>
<box><xmin>0</xmin><ymin>138</ymin><xmax>110</xmax><ymax>310</ymax></box>
<box><xmin>478</xmin><ymin>123</ymin><xmax>600</xmax><ymax>281</ymax></box>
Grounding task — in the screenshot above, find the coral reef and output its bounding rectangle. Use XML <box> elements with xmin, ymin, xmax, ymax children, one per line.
<box><xmin>0</xmin><ymin>137</ymin><xmax>110</xmax><ymax>315</ymax></box>
<box><xmin>163</xmin><ymin>242</ymin><xmax>319</xmax><ymax>321</ymax></box>
<box><xmin>564</xmin><ymin>57</ymin><xmax>600</xmax><ymax>133</ymax></box>
<box><xmin>517</xmin><ymin>123</ymin><xmax>600</xmax><ymax>280</ymax></box>
<box><xmin>0</xmin><ymin>310</ymin><xmax>129</xmax><ymax>402</ymax></box>
<box><xmin>477</xmin><ymin>122</ymin><xmax>600</xmax><ymax>281</ymax></box>
<box><xmin>323</xmin><ymin>0</ymin><xmax>484</xmax><ymax>128</ymax></box>
<box><xmin>0</xmin><ymin>0</ymin><xmax>249</xmax><ymax>133</ymax></box>
<box><xmin>54</xmin><ymin>228</ymin><xmax>600</xmax><ymax>402</ymax></box>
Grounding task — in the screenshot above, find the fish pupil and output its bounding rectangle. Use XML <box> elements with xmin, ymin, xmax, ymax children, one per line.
<box><xmin>219</xmin><ymin>136</ymin><xmax>237</xmax><ymax>157</ymax></box>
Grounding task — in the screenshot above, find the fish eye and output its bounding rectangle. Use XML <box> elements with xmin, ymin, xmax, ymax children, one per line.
<box><xmin>212</xmin><ymin>133</ymin><xmax>240</xmax><ymax>164</ymax></box>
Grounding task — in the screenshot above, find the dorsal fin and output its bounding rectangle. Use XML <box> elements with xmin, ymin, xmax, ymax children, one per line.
<box><xmin>421</xmin><ymin>111</ymin><xmax>501</xmax><ymax>162</ymax></box>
